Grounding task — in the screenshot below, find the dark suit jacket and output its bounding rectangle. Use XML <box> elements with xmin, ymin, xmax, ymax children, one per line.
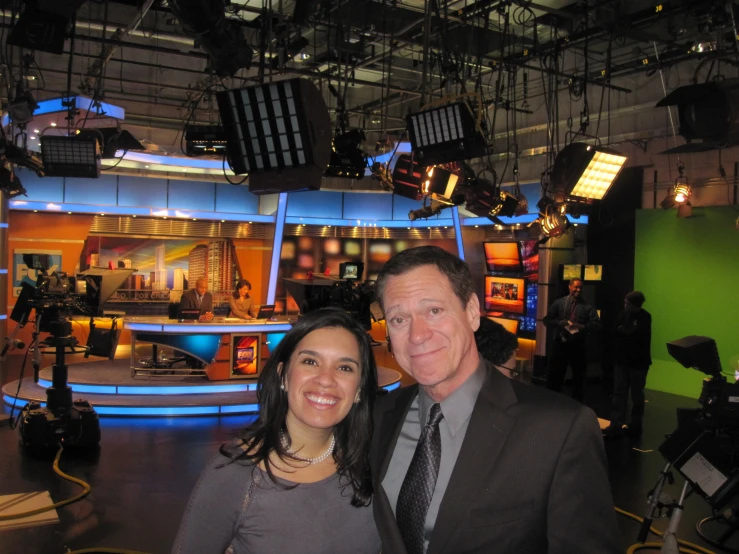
<box><xmin>180</xmin><ymin>289</ymin><xmax>213</xmax><ymax>316</ymax></box>
<box><xmin>371</xmin><ymin>362</ymin><xmax>621</xmax><ymax>554</ymax></box>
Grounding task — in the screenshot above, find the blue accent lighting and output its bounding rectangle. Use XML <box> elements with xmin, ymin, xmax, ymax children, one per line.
<box><xmin>268</xmin><ymin>193</ymin><xmax>288</xmax><ymax>304</ymax></box>
<box><xmin>452</xmin><ymin>207</ymin><xmax>464</xmax><ymax>260</ymax></box>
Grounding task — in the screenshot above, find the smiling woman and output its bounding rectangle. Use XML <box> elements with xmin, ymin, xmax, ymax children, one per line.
<box><xmin>172</xmin><ymin>308</ymin><xmax>381</xmax><ymax>554</ymax></box>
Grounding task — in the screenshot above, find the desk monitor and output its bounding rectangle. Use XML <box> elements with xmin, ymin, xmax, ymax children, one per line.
<box><xmin>178</xmin><ymin>309</ymin><xmax>200</xmax><ymax>322</ymax></box>
<box><xmin>256</xmin><ymin>305</ymin><xmax>276</xmax><ymax>319</ymax></box>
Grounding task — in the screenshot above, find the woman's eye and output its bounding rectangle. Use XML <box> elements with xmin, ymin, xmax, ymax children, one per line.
<box><xmin>337</xmin><ymin>365</ymin><xmax>354</xmax><ymax>373</ymax></box>
<box><xmin>301</xmin><ymin>357</ymin><xmax>317</xmax><ymax>365</ymax></box>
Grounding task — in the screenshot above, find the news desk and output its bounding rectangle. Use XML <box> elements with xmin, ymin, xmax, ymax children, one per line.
<box><xmin>123</xmin><ymin>317</ymin><xmax>293</xmax><ymax>381</ymax></box>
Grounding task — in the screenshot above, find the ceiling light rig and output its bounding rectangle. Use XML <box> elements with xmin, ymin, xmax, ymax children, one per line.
<box><xmin>407</xmin><ymin>96</ymin><xmax>488</xmax><ymax>166</ymax></box>
<box><xmin>661</xmin><ymin>163</ymin><xmax>693</xmax><ymax>217</ymax></box>
<box><xmin>551</xmin><ymin>143</ymin><xmax>627</xmax><ymax>204</ymax></box>
<box><xmin>539</xmin><ymin>204</ymin><xmax>570</xmax><ymax>242</ymax></box>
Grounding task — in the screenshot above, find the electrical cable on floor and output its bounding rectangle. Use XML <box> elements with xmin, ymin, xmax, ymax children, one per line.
<box><xmin>615</xmin><ymin>506</ymin><xmax>717</xmax><ymax>554</ymax></box>
<box><xmin>0</xmin><ymin>444</ymin><xmax>154</xmax><ymax>554</ymax></box>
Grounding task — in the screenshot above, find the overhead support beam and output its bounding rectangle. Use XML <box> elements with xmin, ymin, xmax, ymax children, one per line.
<box><xmin>496</xmin><ymin>61</ymin><xmax>632</xmax><ymax>93</ymax></box>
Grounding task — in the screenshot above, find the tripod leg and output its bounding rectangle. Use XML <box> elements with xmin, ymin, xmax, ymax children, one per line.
<box><xmin>639</xmin><ymin>463</ymin><xmax>672</xmax><ymax>543</ymax></box>
<box><xmin>661</xmin><ymin>480</ymin><xmax>690</xmax><ymax>554</ymax></box>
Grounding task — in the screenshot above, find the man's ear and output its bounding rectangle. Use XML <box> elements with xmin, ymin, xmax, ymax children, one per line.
<box><xmin>466</xmin><ymin>293</ymin><xmax>481</xmax><ymax>332</ymax></box>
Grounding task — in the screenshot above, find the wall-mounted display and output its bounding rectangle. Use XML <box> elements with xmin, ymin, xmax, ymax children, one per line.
<box><xmin>584</xmin><ymin>264</ymin><xmax>603</xmax><ymax>281</ymax></box>
<box><xmin>483</xmin><ymin>242</ymin><xmax>522</xmax><ymax>273</ymax></box>
<box><xmin>484</xmin><ymin>276</ymin><xmax>526</xmax><ymax>314</ymax></box>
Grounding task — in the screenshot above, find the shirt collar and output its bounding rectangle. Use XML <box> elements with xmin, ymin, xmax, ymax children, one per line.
<box><xmin>418</xmin><ymin>357</ymin><xmax>486</xmax><ymax>437</ymax></box>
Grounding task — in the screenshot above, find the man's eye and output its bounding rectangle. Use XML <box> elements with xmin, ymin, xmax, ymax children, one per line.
<box><xmin>429</xmin><ymin>307</ymin><xmax>442</xmax><ymax>315</ymax></box>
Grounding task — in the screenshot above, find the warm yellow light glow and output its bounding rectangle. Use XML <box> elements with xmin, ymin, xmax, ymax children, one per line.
<box><xmin>570</xmin><ymin>150</ymin><xmax>627</xmax><ymax>200</ymax></box>
<box><xmin>674</xmin><ymin>183</ymin><xmax>691</xmax><ymax>204</ymax></box>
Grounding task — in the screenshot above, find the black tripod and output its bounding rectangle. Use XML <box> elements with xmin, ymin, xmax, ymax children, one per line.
<box><xmin>18</xmin><ymin>310</ymin><xmax>101</xmax><ymax>450</ymax></box>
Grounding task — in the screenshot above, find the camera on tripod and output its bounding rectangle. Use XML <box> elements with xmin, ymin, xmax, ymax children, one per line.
<box><xmin>6</xmin><ymin>254</ymin><xmax>133</xmax><ymax>451</ymax></box>
<box><xmin>658</xmin><ymin>336</ymin><xmax>739</xmax><ymax>512</ymax></box>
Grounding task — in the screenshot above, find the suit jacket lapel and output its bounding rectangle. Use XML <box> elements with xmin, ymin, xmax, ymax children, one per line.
<box><xmin>375</xmin><ymin>384</ymin><xmax>418</xmax><ymax>482</ymax></box>
<box><xmin>427</xmin><ymin>365</ymin><xmax>518</xmax><ymax>554</ymax></box>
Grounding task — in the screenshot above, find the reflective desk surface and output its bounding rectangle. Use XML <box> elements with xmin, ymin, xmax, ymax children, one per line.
<box><xmin>123</xmin><ymin>316</ymin><xmax>293</xmax><ymax>334</ymax></box>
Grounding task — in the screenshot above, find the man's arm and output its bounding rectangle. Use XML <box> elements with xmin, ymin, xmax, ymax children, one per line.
<box><xmin>543</xmin><ymin>298</ymin><xmax>566</xmax><ymax>329</ymax></box>
<box><xmin>179</xmin><ymin>291</ymin><xmax>195</xmax><ymax>311</ymax></box>
<box><xmin>546</xmin><ymin>407</ymin><xmax>621</xmax><ymax>553</ymax></box>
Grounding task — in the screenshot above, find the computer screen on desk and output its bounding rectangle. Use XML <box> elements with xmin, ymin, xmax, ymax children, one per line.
<box><xmin>256</xmin><ymin>305</ymin><xmax>275</xmax><ymax>319</ymax></box>
<box><xmin>179</xmin><ymin>309</ymin><xmax>200</xmax><ymax>322</ymax></box>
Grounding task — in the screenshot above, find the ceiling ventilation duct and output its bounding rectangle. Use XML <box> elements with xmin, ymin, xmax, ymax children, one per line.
<box><xmin>168</xmin><ymin>0</ymin><xmax>254</xmax><ymax>76</ymax></box>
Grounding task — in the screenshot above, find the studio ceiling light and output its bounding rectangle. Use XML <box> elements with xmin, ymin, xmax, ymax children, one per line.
<box><xmin>184</xmin><ymin>125</ymin><xmax>227</xmax><ymax>156</ymax></box>
<box><xmin>552</xmin><ymin>143</ymin><xmax>627</xmax><ymax>203</ymax></box>
<box><xmin>661</xmin><ymin>172</ymin><xmax>693</xmax><ymax>211</ymax></box>
<box><xmin>540</xmin><ymin>209</ymin><xmax>570</xmax><ymax>239</ymax></box>
<box><xmin>655</xmin><ymin>79</ymin><xmax>739</xmax><ymax>154</ymax></box>
<box><xmin>407</xmin><ymin>101</ymin><xmax>487</xmax><ymax>166</ymax></box>
<box><xmin>216</xmin><ymin>78</ymin><xmax>332</xmax><ymax>194</ymax></box>
<box><xmin>40</xmin><ymin>134</ymin><xmax>101</xmax><ymax>178</ymax></box>
<box><xmin>423</xmin><ymin>166</ymin><xmax>460</xmax><ymax>204</ymax></box>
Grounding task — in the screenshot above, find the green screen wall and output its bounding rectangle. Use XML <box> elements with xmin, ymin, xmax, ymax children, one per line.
<box><xmin>635</xmin><ymin>207</ymin><xmax>739</xmax><ymax>398</ymax></box>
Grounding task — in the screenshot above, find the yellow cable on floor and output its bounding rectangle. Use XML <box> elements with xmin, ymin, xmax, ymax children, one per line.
<box><xmin>615</xmin><ymin>506</ymin><xmax>716</xmax><ymax>554</ymax></box>
<box><xmin>0</xmin><ymin>444</ymin><xmax>90</xmax><ymax>521</ymax></box>
<box><xmin>0</xmin><ymin>445</ymin><xmax>154</xmax><ymax>554</ymax></box>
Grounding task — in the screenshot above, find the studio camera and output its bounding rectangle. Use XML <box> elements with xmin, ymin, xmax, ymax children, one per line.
<box><xmin>6</xmin><ymin>254</ymin><xmax>133</xmax><ymax>451</ymax></box>
<box><xmin>636</xmin><ymin>336</ymin><xmax>739</xmax><ymax>549</ymax></box>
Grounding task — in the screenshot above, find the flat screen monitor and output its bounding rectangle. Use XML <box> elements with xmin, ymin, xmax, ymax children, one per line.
<box><xmin>487</xmin><ymin>316</ymin><xmax>519</xmax><ymax>334</ymax></box>
<box><xmin>339</xmin><ymin>261</ymin><xmax>364</xmax><ymax>281</ymax></box>
<box><xmin>256</xmin><ymin>305</ymin><xmax>276</xmax><ymax>319</ymax></box>
<box><xmin>483</xmin><ymin>242</ymin><xmax>522</xmax><ymax>273</ymax></box>
<box><xmin>178</xmin><ymin>309</ymin><xmax>200</xmax><ymax>322</ymax></box>
<box><xmin>584</xmin><ymin>265</ymin><xmax>603</xmax><ymax>281</ymax></box>
<box><xmin>484</xmin><ymin>276</ymin><xmax>526</xmax><ymax>315</ymax></box>
<box><xmin>562</xmin><ymin>264</ymin><xmax>582</xmax><ymax>281</ymax></box>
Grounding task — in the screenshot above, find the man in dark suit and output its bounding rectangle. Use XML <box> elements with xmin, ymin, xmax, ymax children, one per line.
<box><xmin>371</xmin><ymin>246</ymin><xmax>619</xmax><ymax>554</ymax></box>
<box><xmin>180</xmin><ymin>277</ymin><xmax>214</xmax><ymax>322</ymax></box>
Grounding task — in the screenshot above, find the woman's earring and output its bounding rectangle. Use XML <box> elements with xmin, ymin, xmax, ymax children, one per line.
<box><xmin>354</xmin><ymin>393</ymin><xmax>360</xmax><ymax>404</ymax></box>
<box><xmin>280</xmin><ymin>382</ymin><xmax>286</xmax><ymax>391</ymax></box>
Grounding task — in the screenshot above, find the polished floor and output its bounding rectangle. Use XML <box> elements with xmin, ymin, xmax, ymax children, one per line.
<box><xmin>1</xmin><ymin>355</ymin><xmax>736</xmax><ymax>554</ymax></box>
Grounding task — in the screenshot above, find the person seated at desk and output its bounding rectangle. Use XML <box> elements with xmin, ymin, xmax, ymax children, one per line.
<box><xmin>180</xmin><ymin>277</ymin><xmax>214</xmax><ymax>322</ymax></box>
<box><xmin>229</xmin><ymin>279</ymin><xmax>254</xmax><ymax>320</ymax></box>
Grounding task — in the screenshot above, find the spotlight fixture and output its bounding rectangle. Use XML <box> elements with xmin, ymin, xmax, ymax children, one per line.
<box><xmin>7</xmin><ymin>1</ymin><xmax>85</xmax><ymax>54</ymax></box>
<box><xmin>408</xmin><ymin>202</ymin><xmax>446</xmax><ymax>221</ymax></box>
<box><xmin>79</xmin><ymin>128</ymin><xmax>145</xmax><ymax>158</ymax></box>
<box><xmin>216</xmin><ymin>78</ymin><xmax>332</xmax><ymax>194</ymax></box>
<box><xmin>661</xmin><ymin>172</ymin><xmax>692</xmax><ymax>210</ymax></box>
<box><xmin>184</xmin><ymin>125</ymin><xmax>227</xmax><ymax>156</ymax></box>
<box><xmin>423</xmin><ymin>166</ymin><xmax>460</xmax><ymax>204</ymax></box>
<box><xmin>464</xmin><ymin>179</ymin><xmax>521</xmax><ymax>220</ymax></box>
<box><xmin>390</xmin><ymin>154</ymin><xmax>424</xmax><ymax>200</ymax></box>
<box><xmin>407</xmin><ymin>101</ymin><xmax>487</xmax><ymax>166</ymax></box>
<box><xmin>540</xmin><ymin>209</ymin><xmax>570</xmax><ymax>239</ymax></box>
<box><xmin>324</xmin><ymin>130</ymin><xmax>367</xmax><ymax>180</ymax></box>
<box><xmin>168</xmin><ymin>0</ymin><xmax>253</xmax><ymax>76</ymax></box>
<box><xmin>40</xmin><ymin>134</ymin><xmax>101</xmax><ymax>178</ymax></box>
<box><xmin>551</xmin><ymin>143</ymin><xmax>627</xmax><ymax>203</ymax></box>
<box><xmin>655</xmin><ymin>79</ymin><xmax>739</xmax><ymax>153</ymax></box>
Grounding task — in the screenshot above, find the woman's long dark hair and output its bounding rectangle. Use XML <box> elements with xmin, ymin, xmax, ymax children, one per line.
<box><xmin>232</xmin><ymin>279</ymin><xmax>251</xmax><ymax>299</ymax></box>
<box><xmin>221</xmin><ymin>308</ymin><xmax>377</xmax><ymax>507</ymax></box>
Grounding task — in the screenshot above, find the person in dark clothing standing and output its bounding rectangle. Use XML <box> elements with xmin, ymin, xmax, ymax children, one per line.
<box><xmin>604</xmin><ymin>291</ymin><xmax>652</xmax><ymax>438</ymax></box>
<box><xmin>544</xmin><ymin>278</ymin><xmax>601</xmax><ymax>402</ymax></box>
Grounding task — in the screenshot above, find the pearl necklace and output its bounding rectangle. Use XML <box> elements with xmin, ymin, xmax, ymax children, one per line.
<box><xmin>279</xmin><ymin>430</ymin><xmax>335</xmax><ymax>465</ymax></box>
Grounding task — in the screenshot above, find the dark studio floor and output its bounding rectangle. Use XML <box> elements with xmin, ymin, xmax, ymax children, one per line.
<box><xmin>1</xmin><ymin>354</ymin><xmax>737</xmax><ymax>554</ymax></box>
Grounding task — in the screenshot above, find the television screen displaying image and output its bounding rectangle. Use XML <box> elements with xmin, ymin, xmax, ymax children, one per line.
<box><xmin>562</xmin><ymin>264</ymin><xmax>582</xmax><ymax>281</ymax></box>
<box><xmin>484</xmin><ymin>276</ymin><xmax>525</xmax><ymax>314</ymax></box>
<box><xmin>487</xmin><ymin>316</ymin><xmax>519</xmax><ymax>334</ymax></box>
<box><xmin>584</xmin><ymin>265</ymin><xmax>603</xmax><ymax>281</ymax></box>
<box><xmin>231</xmin><ymin>334</ymin><xmax>260</xmax><ymax>378</ymax></box>
<box><xmin>483</xmin><ymin>242</ymin><xmax>522</xmax><ymax>273</ymax></box>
